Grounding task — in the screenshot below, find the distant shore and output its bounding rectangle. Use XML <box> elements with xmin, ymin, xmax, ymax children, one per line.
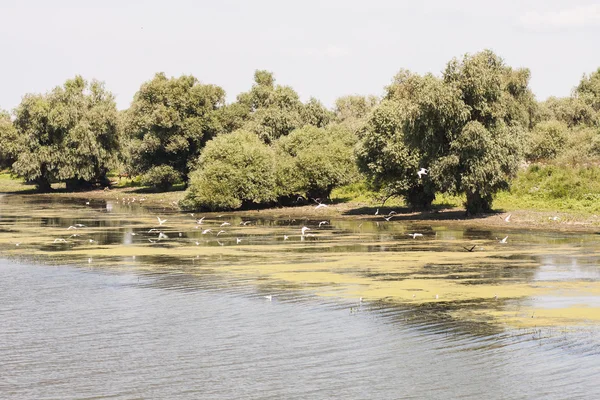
<box><xmin>2</xmin><ymin>184</ymin><xmax>599</xmax><ymax>234</ymax></box>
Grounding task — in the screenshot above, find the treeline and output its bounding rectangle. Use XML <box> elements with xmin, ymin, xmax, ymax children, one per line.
<box><xmin>1</xmin><ymin>50</ymin><xmax>599</xmax><ymax>213</ymax></box>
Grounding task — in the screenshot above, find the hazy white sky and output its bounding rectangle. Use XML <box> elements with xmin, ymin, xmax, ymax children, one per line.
<box><xmin>1</xmin><ymin>0</ymin><xmax>599</xmax><ymax>110</ymax></box>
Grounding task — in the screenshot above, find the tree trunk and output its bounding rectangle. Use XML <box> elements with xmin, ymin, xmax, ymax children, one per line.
<box><xmin>465</xmin><ymin>190</ymin><xmax>492</xmax><ymax>215</ymax></box>
<box><xmin>35</xmin><ymin>177</ymin><xmax>52</xmax><ymax>192</ymax></box>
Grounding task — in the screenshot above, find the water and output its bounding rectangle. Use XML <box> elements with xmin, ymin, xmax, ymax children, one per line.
<box><xmin>1</xmin><ymin>260</ymin><xmax>598</xmax><ymax>399</ymax></box>
<box><xmin>1</xmin><ymin>194</ymin><xmax>600</xmax><ymax>398</ymax></box>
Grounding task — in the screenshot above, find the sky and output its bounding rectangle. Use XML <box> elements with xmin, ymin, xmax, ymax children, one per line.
<box><xmin>1</xmin><ymin>0</ymin><xmax>599</xmax><ymax>111</ymax></box>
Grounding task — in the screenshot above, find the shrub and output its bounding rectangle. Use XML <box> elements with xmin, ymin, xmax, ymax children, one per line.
<box><xmin>140</xmin><ymin>165</ymin><xmax>182</xmax><ymax>191</ymax></box>
<box><xmin>181</xmin><ymin>130</ymin><xmax>278</xmax><ymax>210</ymax></box>
<box><xmin>527</xmin><ymin>120</ymin><xmax>568</xmax><ymax>161</ymax></box>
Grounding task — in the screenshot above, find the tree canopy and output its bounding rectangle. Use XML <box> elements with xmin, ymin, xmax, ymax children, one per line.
<box><xmin>124</xmin><ymin>73</ymin><xmax>226</xmax><ymax>188</ymax></box>
<box><xmin>9</xmin><ymin>76</ymin><xmax>120</xmax><ymax>191</ymax></box>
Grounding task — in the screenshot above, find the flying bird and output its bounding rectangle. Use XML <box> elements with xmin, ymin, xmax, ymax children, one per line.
<box><xmin>315</xmin><ymin>203</ymin><xmax>328</xmax><ymax>209</ymax></box>
<box><xmin>301</xmin><ymin>226</ymin><xmax>311</xmax><ymax>235</ymax></box>
<box><xmin>383</xmin><ymin>215</ymin><xmax>394</xmax><ymax>221</ymax></box>
<box><xmin>157</xmin><ymin>217</ymin><xmax>167</xmax><ymax>226</ymax></box>
<box><xmin>284</xmin><ymin>235</ymin><xmax>289</xmax><ymax>241</ymax></box>
<box><xmin>53</xmin><ymin>238</ymin><xmax>67</xmax><ymax>243</ymax></box>
<box><xmin>504</xmin><ymin>214</ymin><xmax>511</xmax><ymax>223</ymax></box>
<box><xmin>236</xmin><ymin>238</ymin><xmax>242</xmax><ymax>244</ymax></box>
<box><xmin>220</xmin><ymin>222</ymin><xmax>231</xmax><ymax>227</ymax></box>
<box><xmin>407</xmin><ymin>233</ymin><xmax>423</xmax><ymax>239</ymax></box>
<box><xmin>499</xmin><ymin>236</ymin><xmax>508</xmax><ymax>244</ymax></box>
<box><xmin>217</xmin><ymin>230</ymin><xmax>226</xmax><ymax>236</ymax></box>
<box><xmin>201</xmin><ymin>229</ymin><xmax>212</xmax><ymax>235</ymax></box>
<box><xmin>196</xmin><ymin>217</ymin><xmax>205</xmax><ymax>225</ymax></box>
<box><xmin>318</xmin><ymin>221</ymin><xmax>328</xmax><ymax>228</ymax></box>
<box><xmin>463</xmin><ymin>245</ymin><xmax>477</xmax><ymax>252</ymax></box>
<box><xmin>417</xmin><ymin>168</ymin><xmax>428</xmax><ymax>179</ymax></box>
<box><xmin>158</xmin><ymin>232</ymin><xmax>168</xmax><ymax>240</ymax></box>
<box><xmin>148</xmin><ymin>228</ymin><xmax>160</xmax><ymax>233</ymax></box>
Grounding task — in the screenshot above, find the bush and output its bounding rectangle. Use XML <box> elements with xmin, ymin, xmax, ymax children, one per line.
<box><xmin>181</xmin><ymin>130</ymin><xmax>278</xmax><ymax>210</ymax></box>
<box><xmin>275</xmin><ymin>124</ymin><xmax>359</xmax><ymax>200</ymax></box>
<box><xmin>140</xmin><ymin>165</ymin><xmax>182</xmax><ymax>191</ymax></box>
<box><xmin>527</xmin><ymin>120</ymin><xmax>568</xmax><ymax>161</ymax></box>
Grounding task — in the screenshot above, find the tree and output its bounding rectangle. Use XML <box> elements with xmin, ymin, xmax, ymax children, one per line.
<box><xmin>526</xmin><ymin>120</ymin><xmax>568</xmax><ymax>161</ymax></box>
<box><xmin>356</xmin><ymin>99</ymin><xmax>435</xmax><ymax>208</ymax></box>
<box><xmin>0</xmin><ymin>111</ymin><xmax>18</xmax><ymax>169</ymax></box>
<box><xmin>181</xmin><ymin>130</ymin><xmax>278</xmax><ymax>211</ymax></box>
<box><xmin>275</xmin><ymin>124</ymin><xmax>358</xmax><ymax>200</ymax></box>
<box><xmin>124</xmin><ymin>73</ymin><xmax>225</xmax><ymax>189</ymax></box>
<box><xmin>10</xmin><ymin>76</ymin><xmax>120</xmax><ymax>191</ymax></box>
<box><xmin>334</xmin><ymin>95</ymin><xmax>379</xmax><ymax>133</ymax></box>
<box><xmin>576</xmin><ymin>67</ymin><xmax>600</xmax><ymax>112</ymax></box>
<box><xmin>538</xmin><ymin>96</ymin><xmax>596</xmax><ymax>127</ymax></box>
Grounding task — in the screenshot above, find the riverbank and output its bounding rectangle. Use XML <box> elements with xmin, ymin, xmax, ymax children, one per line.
<box><xmin>1</xmin><ymin>179</ymin><xmax>599</xmax><ymax>234</ymax></box>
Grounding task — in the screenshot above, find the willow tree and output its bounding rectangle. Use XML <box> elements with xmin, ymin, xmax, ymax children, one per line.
<box><xmin>0</xmin><ymin>111</ymin><xmax>18</xmax><ymax>169</ymax></box>
<box><xmin>576</xmin><ymin>67</ymin><xmax>600</xmax><ymax>112</ymax></box>
<box><xmin>124</xmin><ymin>73</ymin><xmax>225</xmax><ymax>189</ymax></box>
<box><xmin>10</xmin><ymin>76</ymin><xmax>120</xmax><ymax>191</ymax></box>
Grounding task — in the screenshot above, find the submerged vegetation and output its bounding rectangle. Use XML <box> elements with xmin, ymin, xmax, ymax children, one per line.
<box><xmin>1</xmin><ymin>52</ymin><xmax>599</xmax><ymax>214</ymax></box>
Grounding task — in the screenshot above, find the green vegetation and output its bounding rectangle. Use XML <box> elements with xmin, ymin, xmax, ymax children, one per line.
<box><xmin>1</xmin><ymin>50</ymin><xmax>600</xmax><ymax>215</ymax></box>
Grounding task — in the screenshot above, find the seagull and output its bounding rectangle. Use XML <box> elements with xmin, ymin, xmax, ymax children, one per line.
<box><xmin>158</xmin><ymin>232</ymin><xmax>168</xmax><ymax>240</ymax></box>
<box><xmin>148</xmin><ymin>238</ymin><xmax>157</xmax><ymax>243</ymax></box>
<box><xmin>549</xmin><ymin>216</ymin><xmax>560</xmax><ymax>221</ymax></box>
<box><xmin>74</xmin><ymin>224</ymin><xmax>86</xmax><ymax>228</ymax></box>
<box><xmin>407</xmin><ymin>233</ymin><xmax>423</xmax><ymax>239</ymax></box>
<box><xmin>189</xmin><ymin>213</ymin><xmax>195</xmax><ymax>217</ymax></box>
<box><xmin>194</xmin><ymin>241</ymin><xmax>200</xmax><ymax>246</ymax></box>
<box><xmin>217</xmin><ymin>230</ymin><xmax>226</xmax><ymax>236</ymax></box>
<box><xmin>417</xmin><ymin>168</ymin><xmax>428</xmax><ymax>179</ymax></box>
<box><xmin>217</xmin><ymin>240</ymin><xmax>224</xmax><ymax>246</ymax></box>
<box><xmin>240</xmin><ymin>220</ymin><xmax>252</xmax><ymax>226</ymax></box>
<box><xmin>53</xmin><ymin>238</ymin><xmax>67</xmax><ymax>243</ymax></box>
<box><xmin>318</xmin><ymin>221</ymin><xmax>328</xmax><ymax>228</ymax></box>
<box><xmin>264</xmin><ymin>294</ymin><xmax>273</xmax><ymax>301</ymax></box>
<box><xmin>196</xmin><ymin>217</ymin><xmax>205</xmax><ymax>225</ymax></box>
<box><xmin>220</xmin><ymin>222</ymin><xmax>231</xmax><ymax>227</ymax></box>
<box><xmin>157</xmin><ymin>217</ymin><xmax>167</xmax><ymax>226</ymax></box>
<box><xmin>499</xmin><ymin>236</ymin><xmax>508</xmax><ymax>244</ymax></box>
<box><xmin>284</xmin><ymin>235</ymin><xmax>289</xmax><ymax>241</ymax></box>
<box><xmin>504</xmin><ymin>214</ymin><xmax>511</xmax><ymax>223</ymax></box>
<box><xmin>315</xmin><ymin>203</ymin><xmax>328</xmax><ymax>209</ymax></box>
<box><xmin>462</xmin><ymin>245</ymin><xmax>477</xmax><ymax>252</ymax></box>
<box><xmin>388</xmin><ymin>211</ymin><xmax>397</xmax><ymax>216</ymax></box>
<box><xmin>88</xmin><ymin>239</ymin><xmax>95</xmax><ymax>243</ymax></box>
<box><xmin>383</xmin><ymin>215</ymin><xmax>394</xmax><ymax>221</ymax></box>
<box><xmin>129</xmin><ymin>232</ymin><xmax>137</xmax><ymax>236</ymax></box>
<box><xmin>301</xmin><ymin>226</ymin><xmax>311</xmax><ymax>235</ymax></box>
<box><xmin>148</xmin><ymin>228</ymin><xmax>160</xmax><ymax>233</ymax></box>
<box><xmin>236</xmin><ymin>238</ymin><xmax>242</xmax><ymax>244</ymax></box>
<box><xmin>435</xmin><ymin>294</ymin><xmax>439</xmax><ymax>299</ymax></box>
<box><xmin>88</xmin><ymin>258</ymin><xmax>92</xmax><ymax>264</ymax></box>
<box><xmin>14</xmin><ymin>242</ymin><xmax>21</xmax><ymax>246</ymax></box>
<box><xmin>68</xmin><ymin>234</ymin><xmax>80</xmax><ymax>239</ymax></box>
<box><xmin>85</xmin><ymin>201</ymin><xmax>90</xmax><ymax>205</ymax></box>
<box><xmin>67</xmin><ymin>226</ymin><xmax>78</xmax><ymax>230</ymax></box>
<box><xmin>201</xmin><ymin>229</ymin><xmax>212</xmax><ymax>235</ymax></box>
<box><xmin>375</xmin><ymin>208</ymin><xmax>379</xmax><ymax>215</ymax></box>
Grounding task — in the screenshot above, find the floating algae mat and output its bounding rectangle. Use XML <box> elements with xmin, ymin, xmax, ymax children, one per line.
<box><xmin>1</xmin><ymin>193</ymin><xmax>600</xmax><ymax>331</ymax></box>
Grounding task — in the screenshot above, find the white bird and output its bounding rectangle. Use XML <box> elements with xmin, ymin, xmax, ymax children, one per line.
<box><xmin>301</xmin><ymin>226</ymin><xmax>311</xmax><ymax>235</ymax></box>
<box><xmin>240</xmin><ymin>220</ymin><xmax>252</xmax><ymax>226</ymax></box>
<box><xmin>388</xmin><ymin>211</ymin><xmax>397</xmax><ymax>216</ymax></box>
<box><xmin>68</xmin><ymin>234</ymin><xmax>80</xmax><ymax>238</ymax></box>
<box><xmin>148</xmin><ymin>238</ymin><xmax>157</xmax><ymax>243</ymax></box>
<box><xmin>217</xmin><ymin>240</ymin><xmax>224</xmax><ymax>246</ymax></box>
<box><xmin>130</xmin><ymin>232</ymin><xmax>137</xmax><ymax>236</ymax></box>
<box><xmin>88</xmin><ymin>239</ymin><xmax>95</xmax><ymax>243</ymax></box>
<box><xmin>318</xmin><ymin>221</ymin><xmax>328</xmax><ymax>228</ymax></box>
<box><xmin>189</xmin><ymin>213</ymin><xmax>195</xmax><ymax>218</ymax></box>
<box><xmin>178</xmin><ymin>232</ymin><xmax>182</xmax><ymax>237</ymax></box>
<box><xmin>158</xmin><ymin>232</ymin><xmax>168</xmax><ymax>240</ymax></box>
<box><xmin>148</xmin><ymin>228</ymin><xmax>160</xmax><ymax>233</ymax></box>
<box><xmin>53</xmin><ymin>238</ymin><xmax>67</xmax><ymax>243</ymax></box>
<box><xmin>499</xmin><ymin>236</ymin><xmax>508</xmax><ymax>244</ymax></box>
<box><xmin>384</xmin><ymin>215</ymin><xmax>394</xmax><ymax>221</ymax></box>
<box><xmin>220</xmin><ymin>222</ymin><xmax>231</xmax><ymax>227</ymax></box>
<box><xmin>88</xmin><ymin>258</ymin><xmax>92</xmax><ymax>264</ymax></box>
<box><xmin>217</xmin><ymin>230</ymin><xmax>226</xmax><ymax>236</ymax></box>
<box><xmin>236</xmin><ymin>238</ymin><xmax>242</xmax><ymax>244</ymax></box>
<box><xmin>157</xmin><ymin>216</ymin><xmax>167</xmax><ymax>226</ymax></box>
<box><xmin>201</xmin><ymin>229</ymin><xmax>212</xmax><ymax>235</ymax></box>
<box><xmin>194</xmin><ymin>241</ymin><xmax>200</xmax><ymax>246</ymax></box>
<box><xmin>417</xmin><ymin>168</ymin><xmax>428</xmax><ymax>178</ymax></box>
<box><xmin>196</xmin><ymin>217</ymin><xmax>205</xmax><ymax>225</ymax></box>
<box><xmin>264</xmin><ymin>294</ymin><xmax>273</xmax><ymax>301</ymax></box>
<box><xmin>504</xmin><ymin>214</ymin><xmax>511</xmax><ymax>223</ymax></box>
<box><xmin>315</xmin><ymin>203</ymin><xmax>328</xmax><ymax>209</ymax></box>
<box><xmin>74</xmin><ymin>224</ymin><xmax>86</xmax><ymax>228</ymax></box>
<box><xmin>375</xmin><ymin>208</ymin><xmax>379</xmax><ymax>215</ymax></box>
<box><xmin>549</xmin><ymin>216</ymin><xmax>560</xmax><ymax>221</ymax></box>
<box><xmin>407</xmin><ymin>233</ymin><xmax>423</xmax><ymax>239</ymax></box>
<box><xmin>67</xmin><ymin>226</ymin><xmax>78</xmax><ymax>230</ymax></box>
<box><xmin>435</xmin><ymin>294</ymin><xmax>439</xmax><ymax>299</ymax></box>
<box><xmin>284</xmin><ymin>235</ymin><xmax>289</xmax><ymax>241</ymax></box>
<box><xmin>14</xmin><ymin>242</ymin><xmax>21</xmax><ymax>246</ymax></box>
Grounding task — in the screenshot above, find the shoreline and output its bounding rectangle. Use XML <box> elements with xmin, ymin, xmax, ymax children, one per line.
<box><xmin>2</xmin><ymin>186</ymin><xmax>599</xmax><ymax>234</ymax></box>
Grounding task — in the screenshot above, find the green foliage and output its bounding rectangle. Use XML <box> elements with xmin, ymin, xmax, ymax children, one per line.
<box><xmin>181</xmin><ymin>130</ymin><xmax>278</xmax><ymax>210</ymax></box>
<box><xmin>526</xmin><ymin>120</ymin><xmax>568</xmax><ymax>161</ymax></box>
<box><xmin>0</xmin><ymin>111</ymin><xmax>18</xmax><ymax>169</ymax></box>
<box><xmin>140</xmin><ymin>165</ymin><xmax>182</xmax><ymax>191</ymax></box>
<box><xmin>576</xmin><ymin>67</ymin><xmax>600</xmax><ymax>112</ymax></box>
<box><xmin>10</xmin><ymin>76</ymin><xmax>120</xmax><ymax>191</ymax></box>
<box><xmin>275</xmin><ymin>124</ymin><xmax>358</xmax><ymax>199</ymax></box>
<box><xmin>125</xmin><ymin>73</ymin><xmax>225</xmax><ymax>189</ymax></box>
<box><xmin>538</xmin><ymin>96</ymin><xmax>596</xmax><ymax>127</ymax></box>
<box><xmin>334</xmin><ymin>95</ymin><xmax>379</xmax><ymax>133</ymax></box>
<box><xmin>502</xmin><ymin>164</ymin><xmax>600</xmax><ymax>213</ymax></box>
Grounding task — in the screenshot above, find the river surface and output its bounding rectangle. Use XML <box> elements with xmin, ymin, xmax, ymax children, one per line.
<box><xmin>1</xmin><ymin>194</ymin><xmax>599</xmax><ymax>399</ymax></box>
